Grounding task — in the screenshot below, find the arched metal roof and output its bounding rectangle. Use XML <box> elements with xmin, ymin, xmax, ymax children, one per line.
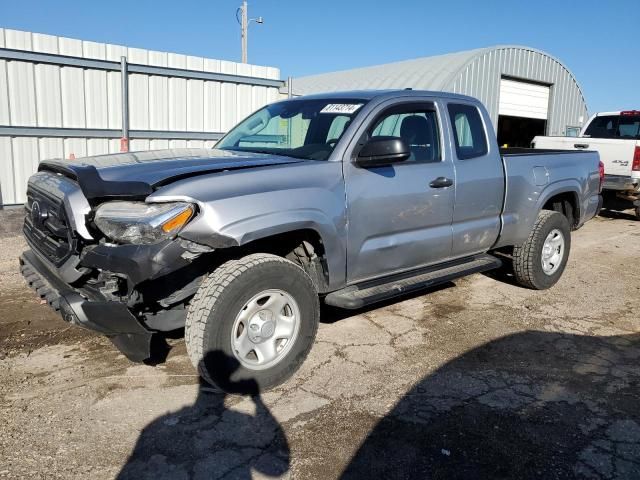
<box><xmin>293</xmin><ymin>47</ymin><xmax>488</xmax><ymax>93</ymax></box>
<box><xmin>293</xmin><ymin>46</ymin><xmax>588</xmax><ymax>136</ymax></box>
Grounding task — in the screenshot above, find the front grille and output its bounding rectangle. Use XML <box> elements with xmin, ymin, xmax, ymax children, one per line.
<box><xmin>24</xmin><ymin>185</ymin><xmax>77</xmax><ymax>266</ymax></box>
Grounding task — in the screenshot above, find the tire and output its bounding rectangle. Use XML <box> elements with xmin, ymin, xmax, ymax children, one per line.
<box><xmin>635</xmin><ymin>206</ymin><xmax>640</xmax><ymax>221</ymax></box>
<box><xmin>513</xmin><ymin>210</ymin><xmax>571</xmax><ymax>290</ymax></box>
<box><xmin>185</xmin><ymin>253</ymin><xmax>320</xmax><ymax>393</ymax></box>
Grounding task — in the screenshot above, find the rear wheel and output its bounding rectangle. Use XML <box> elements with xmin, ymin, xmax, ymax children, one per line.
<box><xmin>513</xmin><ymin>210</ymin><xmax>571</xmax><ymax>290</ymax></box>
<box><xmin>635</xmin><ymin>206</ymin><xmax>640</xmax><ymax>220</ymax></box>
<box><xmin>185</xmin><ymin>253</ymin><xmax>320</xmax><ymax>393</ymax></box>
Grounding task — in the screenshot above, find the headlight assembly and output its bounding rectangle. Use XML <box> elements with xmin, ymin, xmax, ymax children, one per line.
<box><xmin>94</xmin><ymin>201</ymin><xmax>195</xmax><ymax>245</ymax></box>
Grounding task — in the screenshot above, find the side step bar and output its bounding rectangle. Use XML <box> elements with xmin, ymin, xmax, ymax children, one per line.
<box><xmin>324</xmin><ymin>254</ymin><xmax>502</xmax><ymax>309</ymax></box>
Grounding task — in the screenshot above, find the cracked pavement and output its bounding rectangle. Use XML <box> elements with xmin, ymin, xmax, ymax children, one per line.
<box><xmin>1</xmin><ymin>212</ymin><xmax>639</xmax><ymax>479</ymax></box>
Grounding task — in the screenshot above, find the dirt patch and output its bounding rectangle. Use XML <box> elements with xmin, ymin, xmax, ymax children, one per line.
<box><xmin>0</xmin><ymin>290</ymin><xmax>96</xmax><ymax>358</ymax></box>
<box><xmin>430</xmin><ymin>302</ymin><xmax>467</xmax><ymax>318</ymax></box>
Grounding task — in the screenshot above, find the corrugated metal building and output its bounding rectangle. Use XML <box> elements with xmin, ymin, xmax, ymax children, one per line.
<box><xmin>0</xmin><ymin>28</ymin><xmax>283</xmax><ymax>206</ymax></box>
<box><xmin>293</xmin><ymin>46</ymin><xmax>588</xmax><ymax>148</ymax></box>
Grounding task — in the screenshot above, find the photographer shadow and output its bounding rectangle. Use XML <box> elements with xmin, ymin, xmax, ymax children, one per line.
<box><xmin>117</xmin><ymin>350</ymin><xmax>289</xmax><ymax>480</ymax></box>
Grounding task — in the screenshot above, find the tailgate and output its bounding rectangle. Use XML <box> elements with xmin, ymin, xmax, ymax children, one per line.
<box><xmin>532</xmin><ymin>136</ymin><xmax>580</xmax><ymax>150</ymax></box>
<box><xmin>579</xmin><ymin>139</ymin><xmax>638</xmax><ymax>177</ymax></box>
<box><xmin>533</xmin><ymin>136</ymin><xmax>637</xmax><ymax>177</ymax></box>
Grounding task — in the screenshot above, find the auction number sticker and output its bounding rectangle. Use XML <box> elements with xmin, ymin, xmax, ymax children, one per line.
<box><xmin>320</xmin><ymin>104</ymin><xmax>363</xmax><ymax>114</ymax></box>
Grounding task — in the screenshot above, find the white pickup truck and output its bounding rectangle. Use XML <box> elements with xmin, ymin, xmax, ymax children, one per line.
<box><xmin>533</xmin><ymin>111</ymin><xmax>640</xmax><ymax>219</ymax></box>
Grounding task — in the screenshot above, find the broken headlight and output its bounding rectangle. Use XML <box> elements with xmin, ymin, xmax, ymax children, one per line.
<box><xmin>94</xmin><ymin>201</ymin><xmax>195</xmax><ymax>245</ymax></box>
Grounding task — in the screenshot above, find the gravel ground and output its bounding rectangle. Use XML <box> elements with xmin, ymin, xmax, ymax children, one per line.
<box><xmin>0</xmin><ymin>212</ymin><xmax>639</xmax><ymax>479</ymax></box>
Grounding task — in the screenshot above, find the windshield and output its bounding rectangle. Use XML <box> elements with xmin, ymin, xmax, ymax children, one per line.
<box><xmin>216</xmin><ymin>98</ymin><xmax>368</xmax><ymax>160</ymax></box>
<box><xmin>584</xmin><ymin>114</ymin><xmax>640</xmax><ymax>140</ymax></box>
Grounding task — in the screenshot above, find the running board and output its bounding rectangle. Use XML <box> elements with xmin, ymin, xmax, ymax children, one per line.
<box><xmin>325</xmin><ymin>254</ymin><xmax>502</xmax><ymax>309</ymax></box>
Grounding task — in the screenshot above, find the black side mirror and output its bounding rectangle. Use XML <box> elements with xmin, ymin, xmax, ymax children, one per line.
<box><xmin>356</xmin><ymin>136</ymin><xmax>411</xmax><ymax>168</ymax></box>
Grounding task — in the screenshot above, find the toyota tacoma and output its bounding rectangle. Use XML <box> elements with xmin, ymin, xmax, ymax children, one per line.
<box><xmin>20</xmin><ymin>90</ymin><xmax>603</xmax><ymax>391</ymax></box>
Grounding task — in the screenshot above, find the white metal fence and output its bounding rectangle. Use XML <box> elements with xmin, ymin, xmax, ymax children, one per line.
<box><xmin>0</xmin><ymin>28</ymin><xmax>284</xmax><ymax>206</ymax></box>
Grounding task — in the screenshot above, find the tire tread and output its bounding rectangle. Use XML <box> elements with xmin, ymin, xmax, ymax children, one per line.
<box><xmin>185</xmin><ymin>253</ymin><xmax>317</xmax><ymax>387</ymax></box>
<box><xmin>513</xmin><ymin>210</ymin><xmax>562</xmax><ymax>290</ymax></box>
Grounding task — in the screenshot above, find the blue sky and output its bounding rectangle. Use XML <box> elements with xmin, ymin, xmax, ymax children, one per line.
<box><xmin>2</xmin><ymin>0</ymin><xmax>637</xmax><ymax>113</ymax></box>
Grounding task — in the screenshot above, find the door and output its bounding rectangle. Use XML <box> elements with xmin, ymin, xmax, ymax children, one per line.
<box><xmin>345</xmin><ymin>101</ymin><xmax>455</xmax><ymax>283</ymax></box>
<box><xmin>446</xmin><ymin>102</ymin><xmax>504</xmax><ymax>258</ymax></box>
<box><xmin>498</xmin><ymin>78</ymin><xmax>550</xmax><ymax>147</ymax></box>
<box><xmin>498</xmin><ymin>78</ymin><xmax>550</xmax><ymax>119</ymax></box>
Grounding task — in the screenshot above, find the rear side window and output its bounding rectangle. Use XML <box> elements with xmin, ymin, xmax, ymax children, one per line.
<box><xmin>447</xmin><ymin>104</ymin><xmax>488</xmax><ymax>159</ymax></box>
<box><xmin>584</xmin><ymin>115</ymin><xmax>640</xmax><ymax>139</ymax></box>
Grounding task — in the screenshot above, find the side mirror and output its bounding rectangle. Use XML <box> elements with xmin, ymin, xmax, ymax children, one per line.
<box><xmin>356</xmin><ymin>136</ymin><xmax>411</xmax><ymax>168</ymax></box>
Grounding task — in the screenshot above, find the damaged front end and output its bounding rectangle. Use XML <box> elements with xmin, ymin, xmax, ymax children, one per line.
<box><xmin>20</xmin><ymin>167</ymin><xmax>221</xmax><ymax>362</ymax></box>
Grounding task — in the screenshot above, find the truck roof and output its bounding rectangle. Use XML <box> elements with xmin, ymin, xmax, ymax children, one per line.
<box><xmin>594</xmin><ymin>111</ymin><xmax>640</xmax><ymax>116</ymax></box>
<box><xmin>288</xmin><ymin>89</ymin><xmax>480</xmax><ymax>103</ymax></box>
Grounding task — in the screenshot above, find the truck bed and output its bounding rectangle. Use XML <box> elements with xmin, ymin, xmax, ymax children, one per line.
<box><xmin>494</xmin><ymin>148</ymin><xmax>601</xmax><ymax>249</ymax></box>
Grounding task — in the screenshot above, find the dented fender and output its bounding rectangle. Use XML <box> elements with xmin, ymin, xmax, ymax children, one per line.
<box><xmin>149</xmin><ymin>160</ymin><xmax>348</xmax><ymax>289</ymax></box>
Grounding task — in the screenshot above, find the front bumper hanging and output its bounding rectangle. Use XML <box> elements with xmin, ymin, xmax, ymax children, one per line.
<box><xmin>19</xmin><ymin>249</ymin><xmax>153</xmax><ymax>362</ymax></box>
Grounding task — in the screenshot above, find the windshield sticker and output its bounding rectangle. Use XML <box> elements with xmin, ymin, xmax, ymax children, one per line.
<box><xmin>320</xmin><ymin>104</ymin><xmax>363</xmax><ymax>115</ymax></box>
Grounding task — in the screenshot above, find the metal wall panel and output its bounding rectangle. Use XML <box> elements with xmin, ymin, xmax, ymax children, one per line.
<box><xmin>32</xmin><ymin>34</ymin><xmax>62</xmax><ymax>128</ymax></box>
<box><xmin>128</xmin><ymin>47</ymin><xmax>149</xmax><ymax>130</ymax></box>
<box><xmin>220</xmin><ymin>60</ymin><xmax>239</xmax><ymax>131</ymax></box>
<box><xmin>12</xmin><ymin>137</ymin><xmax>39</xmax><ymax>202</ymax></box>
<box><xmin>149</xmin><ymin>51</ymin><xmax>169</xmax><ymax>131</ymax></box>
<box><xmin>83</xmin><ymin>41</ymin><xmax>109</xmax><ymax>129</ymax></box>
<box><xmin>0</xmin><ymin>28</ymin><xmax>282</xmax><ymax>205</ymax></box>
<box><xmin>58</xmin><ymin>37</ymin><xmax>86</xmax><ymax>129</ymax></box>
<box><xmin>0</xmin><ymin>59</ymin><xmax>9</xmax><ymax>124</ymax></box>
<box><xmin>6</xmin><ymin>56</ymin><xmax>36</xmax><ymax>126</ymax></box>
<box><xmin>186</xmin><ymin>56</ymin><xmax>204</xmax><ymax>132</ymax></box>
<box><xmin>35</xmin><ymin>63</ymin><xmax>63</xmax><ymax>126</ymax></box>
<box><xmin>39</xmin><ymin>137</ymin><xmax>63</xmax><ymax>160</ymax></box>
<box><xmin>87</xmin><ymin>138</ymin><xmax>109</xmax><ymax>156</ymax></box>
<box><xmin>149</xmin><ymin>139</ymin><xmax>169</xmax><ymax>150</ymax></box>
<box><xmin>0</xmin><ymin>137</ymin><xmax>14</xmax><ymax>204</ymax></box>
<box><xmin>167</xmin><ymin>53</ymin><xmax>187</xmax><ymax>132</ymax></box>
<box><xmin>129</xmin><ymin>139</ymin><xmax>150</xmax><ymax>151</ymax></box>
<box><xmin>63</xmin><ymin>138</ymin><xmax>87</xmax><ymax>159</ymax></box>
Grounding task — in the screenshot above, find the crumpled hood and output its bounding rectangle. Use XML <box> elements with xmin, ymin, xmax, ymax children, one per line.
<box><xmin>38</xmin><ymin>148</ymin><xmax>307</xmax><ymax>201</ymax></box>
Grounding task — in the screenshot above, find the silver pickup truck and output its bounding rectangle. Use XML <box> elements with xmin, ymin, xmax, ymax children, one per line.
<box><xmin>20</xmin><ymin>90</ymin><xmax>602</xmax><ymax>391</ymax></box>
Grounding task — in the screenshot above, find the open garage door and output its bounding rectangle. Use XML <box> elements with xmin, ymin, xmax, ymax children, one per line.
<box><xmin>498</xmin><ymin>78</ymin><xmax>550</xmax><ymax>147</ymax></box>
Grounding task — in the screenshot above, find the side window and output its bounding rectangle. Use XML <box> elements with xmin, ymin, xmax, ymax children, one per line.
<box><xmin>447</xmin><ymin>104</ymin><xmax>488</xmax><ymax>159</ymax></box>
<box><xmin>326</xmin><ymin>115</ymin><xmax>351</xmax><ymax>142</ymax></box>
<box><xmin>368</xmin><ymin>106</ymin><xmax>440</xmax><ymax>163</ymax></box>
<box><xmin>617</xmin><ymin>116</ymin><xmax>640</xmax><ymax>139</ymax></box>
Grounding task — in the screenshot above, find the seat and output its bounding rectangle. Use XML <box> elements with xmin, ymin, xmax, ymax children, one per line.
<box><xmin>399</xmin><ymin>115</ymin><xmax>436</xmax><ymax>162</ymax></box>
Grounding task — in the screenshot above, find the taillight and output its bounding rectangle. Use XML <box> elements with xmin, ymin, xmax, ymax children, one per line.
<box><xmin>599</xmin><ymin>160</ymin><xmax>605</xmax><ymax>192</ymax></box>
<box><xmin>621</xmin><ymin>110</ymin><xmax>640</xmax><ymax>116</ymax></box>
<box><xmin>633</xmin><ymin>146</ymin><xmax>640</xmax><ymax>171</ymax></box>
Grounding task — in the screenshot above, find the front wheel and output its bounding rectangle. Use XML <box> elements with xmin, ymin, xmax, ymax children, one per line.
<box><xmin>513</xmin><ymin>210</ymin><xmax>571</xmax><ymax>290</ymax></box>
<box><xmin>185</xmin><ymin>253</ymin><xmax>320</xmax><ymax>393</ymax></box>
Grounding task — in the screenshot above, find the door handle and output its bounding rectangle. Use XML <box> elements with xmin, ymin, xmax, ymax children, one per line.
<box><xmin>574</xmin><ymin>143</ymin><xmax>589</xmax><ymax>149</ymax></box>
<box><xmin>429</xmin><ymin>177</ymin><xmax>453</xmax><ymax>188</ymax></box>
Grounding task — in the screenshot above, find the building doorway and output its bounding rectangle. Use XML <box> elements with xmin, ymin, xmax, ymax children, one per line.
<box><xmin>498</xmin><ymin>78</ymin><xmax>550</xmax><ymax>147</ymax></box>
<box><xmin>497</xmin><ymin>115</ymin><xmax>547</xmax><ymax>148</ymax></box>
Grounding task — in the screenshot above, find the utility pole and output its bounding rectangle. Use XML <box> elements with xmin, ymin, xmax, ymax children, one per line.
<box><xmin>240</xmin><ymin>1</ymin><xmax>248</xmax><ymax>64</ymax></box>
<box><xmin>237</xmin><ymin>1</ymin><xmax>263</xmax><ymax>64</ymax></box>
